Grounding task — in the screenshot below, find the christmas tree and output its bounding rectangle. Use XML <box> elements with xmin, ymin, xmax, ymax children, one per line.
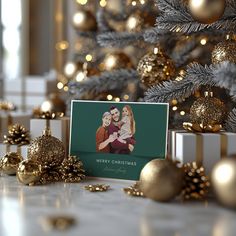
<box><xmin>65</xmin><ymin>0</ymin><xmax>236</xmax><ymax>130</ymax></box>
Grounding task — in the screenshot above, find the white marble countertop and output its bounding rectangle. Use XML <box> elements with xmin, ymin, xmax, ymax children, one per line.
<box><xmin>0</xmin><ymin>176</ymin><xmax>236</xmax><ymax>236</ymax></box>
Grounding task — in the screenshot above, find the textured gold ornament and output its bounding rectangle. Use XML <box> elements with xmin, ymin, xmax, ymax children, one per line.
<box><xmin>60</xmin><ymin>156</ymin><xmax>85</xmax><ymax>183</ymax></box>
<box><xmin>123</xmin><ymin>181</ymin><xmax>144</xmax><ymax>197</ymax></box>
<box><xmin>72</xmin><ymin>10</ymin><xmax>97</xmax><ymax>31</ymax></box>
<box><xmin>28</xmin><ymin>132</ymin><xmax>65</xmax><ymax>168</ymax></box>
<box><xmin>17</xmin><ymin>159</ymin><xmax>42</xmax><ymax>185</ymax></box>
<box><xmin>99</xmin><ymin>52</ymin><xmax>133</xmax><ymax>71</ymax></box>
<box><xmin>0</xmin><ymin>152</ymin><xmax>23</xmax><ymax>175</ymax></box>
<box><xmin>137</xmin><ymin>47</ymin><xmax>176</xmax><ymax>87</ymax></box>
<box><xmin>140</xmin><ymin>159</ymin><xmax>184</xmax><ymax>202</ymax></box>
<box><xmin>212</xmin><ymin>39</ymin><xmax>236</xmax><ymax>64</ymax></box>
<box><xmin>188</xmin><ymin>0</ymin><xmax>226</xmax><ymax>24</ymax></box>
<box><xmin>189</xmin><ymin>92</ymin><xmax>226</xmax><ymax>131</ymax></box>
<box><xmin>212</xmin><ymin>157</ymin><xmax>236</xmax><ymax>208</ymax></box>
<box><xmin>84</xmin><ymin>184</ymin><xmax>110</xmax><ymax>192</ymax></box>
<box><xmin>0</xmin><ymin>101</ymin><xmax>16</xmax><ymax>111</ymax></box>
<box><xmin>41</xmin><ymin>93</ymin><xmax>66</xmax><ymax>114</ymax></box>
<box><xmin>34</xmin><ymin>111</ymin><xmax>64</xmax><ymax>120</ymax></box>
<box><xmin>182</xmin><ymin>162</ymin><xmax>210</xmax><ymax>201</ymax></box>
<box><xmin>4</xmin><ymin>124</ymin><xmax>30</xmax><ymax>146</ymax></box>
<box><xmin>39</xmin><ymin>166</ymin><xmax>61</xmax><ymax>185</ymax></box>
<box><xmin>125</xmin><ymin>11</ymin><xmax>155</xmax><ymax>32</ymax></box>
<box><xmin>40</xmin><ymin>215</ymin><xmax>76</xmax><ymax>231</ymax></box>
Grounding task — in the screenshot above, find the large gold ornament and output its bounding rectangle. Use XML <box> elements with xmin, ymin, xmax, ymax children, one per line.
<box><xmin>17</xmin><ymin>159</ymin><xmax>42</xmax><ymax>185</ymax></box>
<box><xmin>40</xmin><ymin>93</ymin><xmax>66</xmax><ymax>114</ymax></box>
<box><xmin>186</xmin><ymin>91</ymin><xmax>226</xmax><ymax>132</ymax></box>
<box><xmin>72</xmin><ymin>10</ymin><xmax>97</xmax><ymax>31</ymax></box>
<box><xmin>139</xmin><ymin>159</ymin><xmax>184</xmax><ymax>202</ymax></box>
<box><xmin>212</xmin><ymin>157</ymin><xmax>236</xmax><ymax>208</ymax></box>
<box><xmin>0</xmin><ymin>152</ymin><xmax>23</xmax><ymax>175</ymax></box>
<box><xmin>212</xmin><ymin>39</ymin><xmax>236</xmax><ymax>64</ymax></box>
<box><xmin>182</xmin><ymin>162</ymin><xmax>210</xmax><ymax>201</ymax></box>
<box><xmin>100</xmin><ymin>52</ymin><xmax>133</xmax><ymax>71</ymax></box>
<box><xmin>125</xmin><ymin>11</ymin><xmax>155</xmax><ymax>32</ymax></box>
<box><xmin>137</xmin><ymin>47</ymin><xmax>176</xmax><ymax>87</ymax></box>
<box><xmin>4</xmin><ymin>124</ymin><xmax>30</xmax><ymax>146</ymax></box>
<box><xmin>188</xmin><ymin>0</ymin><xmax>226</xmax><ymax>24</ymax></box>
<box><xmin>28</xmin><ymin>131</ymin><xmax>65</xmax><ymax>168</ymax></box>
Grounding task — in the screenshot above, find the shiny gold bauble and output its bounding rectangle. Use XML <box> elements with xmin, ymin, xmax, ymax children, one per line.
<box><xmin>190</xmin><ymin>92</ymin><xmax>226</xmax><ymax>126</ymax></box>
<box><xmin>212</xmin><ymin>158</ymin><xmax>236</xmax><ymax>208</ymax></box>
<box><xmin>0</xmin><ymin>152</ymin><xmax>23</xmax><ymax>175</ymax></box>
<box><xmin>125</xmin><ymin>11</ymin><xmax>155</xmax><ymax>32</ymax></box>
<box><xmin>188</xmin><ymin>0</ymin><xmax>226</xmax><ymax>24</ymax></box>
<box><xmin>212</xmin><ymin>40</ymin><xmax>236</xmax><ymax>64</ymax></box>
<box><xmin>140</xmin><ymin>159</ymin><xmax>184</xmax><ymax>202</ymax></box>
<box><xmin>17</xmin><ymin>160</ymin><xmax>42</xmax><ymax>185</ymax></box>
<box><xmin>137</xmin><ymin>47</ymin><xmax>176</xmax><ymax>87</ymax></box>
<box><xmin>100</xmin><ymin>52</ymin><xmax>133</xmax><ymax>71</ymax></box>
<box><xmin>72</xmin><ymin>10</ymin><xmax>97</xmax><ymax>31</ymax></box>
<box><xmin>41</xmin><ymin>93</ymin><xmax>66</xmax><ymax>114</ymax></box>
<box><xmin>28</xmin><ymin>132</ymin><xmax>66</xmax><ymax>168</ymax></box>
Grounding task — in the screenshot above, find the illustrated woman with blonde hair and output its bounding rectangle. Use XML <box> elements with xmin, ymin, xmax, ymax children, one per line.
<box><xmin>96</xmin><ymin>112</ymin><xmax>116</xmax><ymax>152</ymax></box>
<box><xmin>117</xmin><ymin>105</ymin><xmax>136</xmax><ymax>144</ymax></box>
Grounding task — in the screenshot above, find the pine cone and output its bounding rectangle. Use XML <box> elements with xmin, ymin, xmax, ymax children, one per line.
<box><xmin>4</xmin><ymin>124</ymin><xmax>30</xmax><ymax>146</ymax></box>
<box><xmin>59</xmin><ymin>156</ymin><xmax>85</xmax><ymax>183</ymax></box>
<box><xmin>182</xmin><ymin>162</ymin><xmax>210</xmax><ymax>201</ymax></box>
<box><xmin>39</xmin><ymin>168</ymin><xmax>61</xmax><ymax>185</ymax></box>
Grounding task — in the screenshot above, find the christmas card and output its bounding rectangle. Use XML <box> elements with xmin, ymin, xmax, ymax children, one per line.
<box><xmin>70</xmin><ymin>100</ymin><xmax>169</xmax><ymax>180</ymax></box>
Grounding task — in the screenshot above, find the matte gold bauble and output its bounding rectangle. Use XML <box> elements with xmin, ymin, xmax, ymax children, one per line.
<box><xmin>212</xmin><ymin>39</ymin><xmax>236</xmax><ymax>64</ymax></box>
<box><xmin>140</xmin><ymin>159</ymin><xmax>184</xmax><ymax>202</ymax></box>
<box><xmin>0</xmin><ymin>152</ymin><xmax>23</xmax><ymax>175</ymax></box>
<box><xmin>41</xmin><ymin>93</ymin><xmax>66</xmax><ymax>114</ymax></box>
<box><xmin>17</xmin><ymin>160</ymin><xmax>42</xmax><ymax>185</ymax></box>
<box><xmin>100</xmin><ymin>52</ymin><xmax>133</xmax><ymax>71</ymax></box>
<box><xmin>212</xmin><ymin>158</ymin><xmax>236</xmax><ymax>208</ymax></box>
<box><xmin>137</xmin><ymin>47</ymin><xmax>176</xmax><ymax>87</ymax></box>
<box><xmin>125</xmin><ymin>11</ymin><xmax>155</xmax><ymax>32</ymax></box>
<box><xmin>72</xmin><ymin>10</ymin><xmax>97</xmax><ymax>31</ymax></box>
<box><xmin>190</xmin><ymin>91</ymin><xmax>226</xmax><ymax>127</ymax></box>
<box><xmin>188</xmin><ymin>0</ymin><xmax>226</xmax><ymax>24</ymax></box>
<box><xmin>28</xmin><ymin>132</ymin><xmax>65</xmax><ymax>168</ymax></box>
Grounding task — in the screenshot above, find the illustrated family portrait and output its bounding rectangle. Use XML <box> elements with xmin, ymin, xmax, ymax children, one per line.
<box><xmin>96</xmin><ymin>105</ymin><xmax>136</xmax><ymax>155</ymax></box>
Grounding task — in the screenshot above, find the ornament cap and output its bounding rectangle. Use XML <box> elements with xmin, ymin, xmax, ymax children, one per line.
<box><xmin>43</xmin><ymin>128</ymin><xmax>51</xmax><ymax>136</ymax></box>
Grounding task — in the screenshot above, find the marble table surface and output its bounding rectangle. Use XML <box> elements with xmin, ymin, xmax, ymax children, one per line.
<box><xmin>0</xmin><ymin>176</ymin><xmax>236</xmax><ymax>236</ymax></box>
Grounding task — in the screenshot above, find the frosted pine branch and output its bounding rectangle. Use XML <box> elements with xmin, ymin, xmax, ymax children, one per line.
<box><xmin>145</xmin><ymin>63</ymin><xmax>214</xmax><ymax>102</ymax></box>
<box><xmin>96</xmin><ymin>9</ymin><xmax>112</xmax><ymax>32</ymax></box>
<box><xmin>69</xmin><ymin>69</ymin><xmax>139</xmax><ymax>98</ymax></box>
<box><xmin>224</xmin><ymin>108</ymin><xmax>236</xmax><ymax>132</ymax></box>
<box><xmin>156</xmin><ymin>0</ymin><xmax>236</xmax><ymax>34</ymax></box>
<box><xmin>97</xmin><ymin>31</ymin><xmax>144</xmax><ymax>47</ymax></box>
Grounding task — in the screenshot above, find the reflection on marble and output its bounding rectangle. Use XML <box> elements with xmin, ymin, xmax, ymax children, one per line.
<box><xmin>0</xmin><ymin>176</ymin><xmax>236</xmax><ymax>236</ymax></box>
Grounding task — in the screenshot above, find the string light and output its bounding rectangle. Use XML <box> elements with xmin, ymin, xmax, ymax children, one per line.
<box><xmin>115</xmin><ymin>97</ymin><xmax>120</xmax><ymax>102</ymax></box>
<box><xmin>172</xmin><ymin>106</ymin><xmax>178</xmax><ymax>111</ymax></box>
<box><xmin>123</xmin><ymin>94</ymin><xmax>130</xmax><ymax>100</ymax></box>
<box><xmin>107</xmin><ymin>95</ymin><xmax>113</xmax><ymax>101</ymax></box>
<box><xmin>76</xmin><ymin>0</ymin><xmax>88</xmax><ymax>5</ymax></box>
<box><xmin>100</xmin><ymin>0</ymin><xmax>107</xmax><ymax>7</ymax></box>
<box><xmin>75</xmin><ymin>71</ymin><xmax>86</xmax><ymax>82</ymax></box>
<box><xmin>64</xmin><ymin>62</ymin><xmax>77</xmax><ymax>77</ymax></box>
<box><xmin>180</xmin><ymin>111</ymin><xmax>185</xmax><ymax>116</ymax></box>
<box><xmin>56</xmin><ymin>41</ymin><xmax>69</xmax><ymax>51</ymax></box>
<box><xmin>85</xmin><ymin>54</ymin><xmax>93</xmax><ymax>62</ymax></box>
<box><xmin>200</xmin><ymin>38</ymin><xmax>207</xmax><ymax>45</ymax></box>
<box><xmin>63</xmin><ymin>86</ymin><xmax>69</xmax><ymax>92</ymax></box>
<box><xmin>57</xmin><ymin>82</ymin><xmax>64</xmax><ymax>90</ymax></box>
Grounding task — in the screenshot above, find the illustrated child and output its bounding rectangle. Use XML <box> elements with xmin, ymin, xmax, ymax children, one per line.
<box><xmin>117</xmin><ymin>105</ymin><xmax>136</xmax><ymax>144</ymax></box>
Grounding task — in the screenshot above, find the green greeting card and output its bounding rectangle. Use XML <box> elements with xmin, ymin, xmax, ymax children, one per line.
<box><xmin>70</xmin><ymin>100</ymin><xmax>169</xmax><ymax>180</ymax></box>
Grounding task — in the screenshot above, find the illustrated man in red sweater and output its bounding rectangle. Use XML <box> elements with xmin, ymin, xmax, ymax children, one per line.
<box><xmin>108</xmin><ymin>106</ymin><xmax>135</xmax><ymax>154</ymax></box>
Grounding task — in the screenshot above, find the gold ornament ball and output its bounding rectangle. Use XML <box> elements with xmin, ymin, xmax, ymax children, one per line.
<box><xmin>41</xmin><ymin>93</ymin><xmax>66</xmax><ymax>114</ymax></box>
<box><xmin>28</xmin><ymin>134</ymin><xmax>66</xmax><ymax>168</ymax></box>
<box><xmin>100</xmin><ymin>52</ymin><xmax>133</xmax><ymax>71</ymax></box>
<box><xmin>140</xmin><ymin>159</ymin><xmax>184</xmax><ymax>202</ymax></box>
<box><xmin>125</xmin><ymin>11</ymin><xmax>155</xmax><ymax>32</ymax></box>
<box><xmin>190</xmin><ymin>92</ymin><xmax>226</xmax><ymax>126</ymax></box>
<box><xmin>0</xmin><ymin>152</ymin><xmax>23</xmax><ymax>175</ymax></box>
<box><xmin>72</xmin><ymin>10</ymin><xmax>97</xmax><ymax>31</ymax></box>
<box><xmin>17</xmin><ymin>160</ymin><xmax>42</xmax><ymax>185</ymax></box>
<box><xmin>188</xmin><ymin>0</ymin><xmax>226</xmax><ymax>24</ymax></box>
<box><xmin>212</xmin><ymin>158</ymin><xmax>236</xmax><ymax>208</ymax></box>
<box><xmin>212</xmin><ymin>40</ymin><xmax>236</xmax><ymax>64</ymax></box>
<box><xmin>137</xmin><ymin>47</ymin><xmax>176</xmax><ymax>87</ymax></box>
